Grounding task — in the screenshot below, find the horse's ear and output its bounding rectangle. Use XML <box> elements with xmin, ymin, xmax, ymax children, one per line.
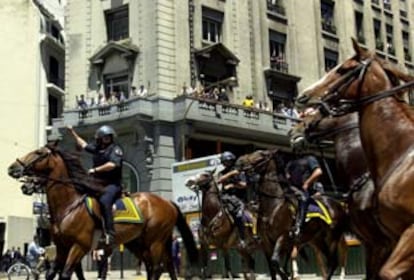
<box><xmin>351</xmin><ymin>37</ymin><xmax>364</xmax><ymax>59</ymax></box>
<box><xmin>46</xmin><ymin>140</ymin><xmax>59</xmax><ymax>151</ymax></box>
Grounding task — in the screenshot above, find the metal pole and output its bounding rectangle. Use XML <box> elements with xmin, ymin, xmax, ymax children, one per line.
<box><xmin>319</xmin><ymin>146</ymin><xmax>338</xmax><ymax>194</ymax></box>
<box><xmin>120</xmin><ymin>244</ymin><xmax>124</xmax><ymax>279</ymax></box>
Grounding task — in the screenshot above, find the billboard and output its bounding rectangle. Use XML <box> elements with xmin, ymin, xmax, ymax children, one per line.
<box><xmin>171</xmin><ymin>154</ymin><xmax>223</xmax><ymax>213</ymax></box>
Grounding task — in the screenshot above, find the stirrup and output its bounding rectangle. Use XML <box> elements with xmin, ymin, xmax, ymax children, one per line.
<box><xmin>105</xmin><ymin>231</ymin><xmax>115</xmax><ymax>245</ymax></box>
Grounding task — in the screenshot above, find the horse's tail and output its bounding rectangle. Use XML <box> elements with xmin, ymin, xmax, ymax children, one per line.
<box><xmin>171</xmin><ymin>202</ymin><xmax>200</xmax><ymax>266</ymax></box>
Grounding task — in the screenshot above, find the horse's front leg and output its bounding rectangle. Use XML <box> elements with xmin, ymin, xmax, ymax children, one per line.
<box><xmin>60</xmin><ymin>244</ymin><xmax>88</xmax><ymax>280</ymax></box>
<box><xmin>270</xmin><ymin>236</ymin><xmax>289</xmax><ymax>280</ymax></box>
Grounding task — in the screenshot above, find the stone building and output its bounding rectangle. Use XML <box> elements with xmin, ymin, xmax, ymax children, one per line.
<box><xmin>0</xmin><ymin>0</ymin><xmax>65</xmax><ymax>249</ymax></box>
<box><xmin>59</xmin><ymin>0</ymin><xmax>414</xmax><ymax>199</ymax></box>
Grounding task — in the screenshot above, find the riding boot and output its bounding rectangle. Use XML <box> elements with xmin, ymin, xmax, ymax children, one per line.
<box><xmin>235</xmin><ymin>215</ymin><xmax>246</xmax><ymax>249</ymax></box>
<box><xmin>101</xmin><ymin>205</ymin><xmax>115</xmax><ymax>245</ymax></box>
<box><xmin>293</xmin><ymin>192</ymin><xmax>310</xmax><ymax>239</ymax></box>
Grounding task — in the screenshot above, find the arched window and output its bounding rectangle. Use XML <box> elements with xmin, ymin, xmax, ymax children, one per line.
<box><xmin>122</xmin><ymin>161</ymin><xmax>139</xmax><ymax>193</ymax></box>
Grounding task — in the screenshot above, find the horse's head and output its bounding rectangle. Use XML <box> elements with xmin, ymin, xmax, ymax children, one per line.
<box><xmin>296</xmin><ymin>38</ymin><xmax>377</xmax><ymax>111</ymax></box>
<box><xmin>296</xmin><ymin>38</ymin><xmax>412</xmax><ymax>114</ymax></box>
<box><xmin>236</xmin><ymin>149</ymin><xmax>278</xmax><ymax>176</ymax></box>
<box><xmin>290</xmin><ymin>108</ymin><xmax>356</xmax><ymax>148</ymax></box>
<box><xmin>185</xmin><ymin>169</ymin><xmax>216</xmax><ymax>193</ymax></box>
<box><xmin>8</xmin><ymin>144</ymin><xmax>59</xmax><ymax>179</ymax></box>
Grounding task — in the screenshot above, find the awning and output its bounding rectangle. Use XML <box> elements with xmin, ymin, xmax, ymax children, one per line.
<box><xmin>90</xmin><ymin>40</ymin><xmax>139</xmax><ymax>64</ymax></box>
<box><xmin>195</xmin><ymin>43</ymin><xmax>240</xmax><ymax>65</ymax></box>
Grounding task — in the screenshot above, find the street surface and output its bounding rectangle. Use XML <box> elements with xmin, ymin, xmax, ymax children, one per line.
<box><xmin>0</xmin><ymin>269</ymin><xmax>366</xmax><ymax>280</ymax></box>
<box><xmin>77</xmin><ymin>270</ymin><xmax>366</xmax><ymax>280</ymax></box>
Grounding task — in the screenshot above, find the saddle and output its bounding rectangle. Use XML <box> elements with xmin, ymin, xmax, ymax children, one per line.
<box><xmin>287</xmin><ymin>196</ymin><xmax>333</xmax><ymax>226</ymax></box>
<box><xmin>207</xmin><ymin>207</ymin><xmax>257</xmax><ymax>237</ymax></box>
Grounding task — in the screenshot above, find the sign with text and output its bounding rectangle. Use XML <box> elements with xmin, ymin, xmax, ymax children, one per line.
<box><xmin>172</xmin><ymin>154</ymin><xmax>223</xmax><ymax>212</ymax></box>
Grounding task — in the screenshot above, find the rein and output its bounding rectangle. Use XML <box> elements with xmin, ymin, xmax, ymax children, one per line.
<box><xmin>306</xmin><ymin>121</ymin><xmax>359</xmax><ymax>142</ymax></box>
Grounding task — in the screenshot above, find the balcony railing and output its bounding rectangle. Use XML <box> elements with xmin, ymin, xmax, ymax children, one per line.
<box><xmin>357</xmin><ymin>33</ymin><xmax>366</xmax><ymax>44</ymax></box>
<box><xmin>375</xmin><ymin>40</ymin><xmax>384</xmax><ymax>51</ymax></box>
<box><xmin>371</xmin><ymin>0</ymin><xmax>379</xmax><ymax>5</ymax></box>
<box><xmin>49</xmin><ymin>76</ymin><xmax>65</xmax><ymax>89</ymax></box>
<box><xmin>400</xmin><ymin>10</ymin><xmax>408</xmax><ymax>18</ymax></box>
<box><xmin>270</xmin><ymin>58</ymin><xmax>289</xmax><ymax>73</ymax></box>
<box><xmin>267</xmin><ymin>0</ymin><xmax>286</xmax><ymax>16</ymax></box>
<box><xmin>321</xmin><ymin>20</ymin><xmax>337</xmax><ymax>35</ymax></box>
<box><xmin>64</xmin><ymin>96</ymin><xmax>300</xmax><ymax>138</ymax></box>
<box><xmin>383</xmin><ymin>2</ymin><xmax>391</xmax><ymax>11</ymax></box>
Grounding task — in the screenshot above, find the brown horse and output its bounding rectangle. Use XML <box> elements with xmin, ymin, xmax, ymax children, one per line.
<box><xmin>7</xmin><ymin>143</ymin><xmax>199</xmax><ymax>280</ymax></box>
<box><xmin>295</xmin><ymin>38</ymin><xmax>414</xmax><ymax>280</ymax></box>
<box><xmin>185</xmin><ymin>170</ymin><xmax>258</xmax><ymax>280</ymax></box>
<box><xmin>290</xmin><ymin>111</ymin><xmax>393</xmax><ymax>279</ymax></box>
<box><xmin>236</xmin><ymin>149</ymin><xmax>348</xmax><ymax>280</ymax></box>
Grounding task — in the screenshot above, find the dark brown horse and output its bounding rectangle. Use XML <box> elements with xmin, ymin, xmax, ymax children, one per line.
<box><xmin>236</xmin><ymin>149</ymin><xmax>348</xmax><ymax>280</ymax></box>
<box><xmin>185</xmin><ymin>170</ymin><xmax>258</xmax><ymax>280</ymax></box>
<box><xmin>290</xmin><ymin>110</ymin><xmax>393</xmax><ymax>279</ymax></box>
<box><xmin>295</xmin><ymin>38</ymin><xmax>414</xmax><ymax>280</ymax></box>
<box><xmin>7</xmin><ymin>143</ymin><xmax>199</xmax><ymax>280</ymax></box>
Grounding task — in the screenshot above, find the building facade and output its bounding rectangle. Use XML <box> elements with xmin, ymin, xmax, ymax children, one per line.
<box><xmin>60</xmin><ymin>0</ymin><xmax>414</xmax><ymax>198</ymax></box>
<box><xmin>0</xmin><ymin>0</ymin><xmax>65</xmax><ymax>250</ymax></box>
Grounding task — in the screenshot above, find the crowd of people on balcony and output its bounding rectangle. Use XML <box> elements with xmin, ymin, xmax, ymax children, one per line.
<box><xmin>74</xmin><ymin>82</ymin><xmax>299</xmax><ymax>121</ymax></box>
<box><xmin>75</xmin><ymin>85</ymin><xmax>149</xmax><ymax>110</ymax></box>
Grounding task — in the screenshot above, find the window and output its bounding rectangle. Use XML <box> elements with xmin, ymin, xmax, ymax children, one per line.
<box><xmin>48</xmin><ymin>94</ymin><xmax>59</xmax><ymax>125</ymax></box>
<box><xmin>403</xmin><ymin>31</ymin><xmax>411</xmax><ymax>61</ymax></box>
<box><xmin>49</xmin><ymin>56</ymin><xmax>63</xmax><ymax>88</ymax></box>
<box><xmin>355</xmin><ymin>11</ymin><xmax>365</xmax><ymax>43</ymax></box>
<box><xmin>373</xmin><ymin>19</ymin><xmax>383</xmax><ymax>50</ymax></box>
<box><xmin>104</xmin><ymin>74</ymin><xmax>130</xmax><ymax>99</ymax></box>
<box><xmin>202</xmin><ymin>7</ymin><xmax>223</xmax><ymax>43</ymax></box>
<box><xmin>269</xmin><ymin>30</ymin><xmax>288</xmax><ymax>72</ymax></box>
<box><xmin>386</xmin><ymin>24</ymin><xmax>394</xmax><ymax>55</ymax></box>
<box><xmin>324</xmin><ymin>49</ymin><xmax>338</xmax><ymax>72</ymax></box>
<box><xmin>321</xmin><ymin>0</ymin><xmax>336</xmax><ymax>34</ymax></box>
<box><xmin>383</xmin><ymin>0</ymin><xmax>391</xmax><ymax>10</ymax></box>
<box><xmin>400</xmin><ymin>0</ymin><xmax>408</xmax><ymax>17</ymax></box>
<box><xmin>105</xmin><ymin>5</ymin><xmax>129</xmax><ymax>41</ymax></box>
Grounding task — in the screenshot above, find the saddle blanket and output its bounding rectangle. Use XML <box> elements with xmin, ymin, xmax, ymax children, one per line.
<box><xmin>305</xmin><ymin>200</ymin><xmax>332</xmax><ymax>225</ymax></box>
<box><xmin>85</xmin><ymin>196</ymin><xmax>144</xmax><ymax>224</ymax></box>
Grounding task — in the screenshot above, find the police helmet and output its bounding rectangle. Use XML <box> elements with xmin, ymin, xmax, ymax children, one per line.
<box><xmin>95</xmin><ymin>125</ymin><xmax>117</xmax><ymax>140</ymax></box>
<box><xmin>221</xmin><ymin>151</ymin><xmax>236</xmax><ymax>163</ymax></box>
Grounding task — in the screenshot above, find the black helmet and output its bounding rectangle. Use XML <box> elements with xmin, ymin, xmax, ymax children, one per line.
<box><xmin>95</xmin><ymin>125</ymin><xmax>117</xmax><ymax>140</ymax></box>
<box><xmin>221</xmin><ymin>151</ymin><xmax>236</xmax><ymax>163</ymax></box>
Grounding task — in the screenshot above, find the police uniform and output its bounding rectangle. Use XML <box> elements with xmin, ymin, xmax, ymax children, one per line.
<box><xmin>285</xmin><ymin>155</ymin><xmax>323</xmax><ymax>237</ymax></box>
<box><xmin>220</xmin><ymin>166</ymin><xmax>247</xmax><ymax>216</ymax></box>
<box><xmin>85</xmin><ymin>142</ymin><xmax>123</xmax><ymax>237</ymax></box>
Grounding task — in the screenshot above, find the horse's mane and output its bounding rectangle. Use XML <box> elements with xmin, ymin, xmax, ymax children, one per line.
<box><xmin>56</xmin><ymin>149</ymin><xmax>104</xmax><ymax>195</ymax></box>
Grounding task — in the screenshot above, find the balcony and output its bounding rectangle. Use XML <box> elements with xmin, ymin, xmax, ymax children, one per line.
<box><xmin>266</xmin><ymin>1</ymin><xmax>287</xmax><ymax>23</ymax></box>
<box><xmin>357</xmin><ymin>33</ymin><xmax>366</xmax><ymax>44</ymax></box>
<box><xmin>49</xmin><ymin>76</ymin><xmax>65</xmax><ymax>89</ymax></box>
<box><xmin>60</xmin><ymin>96</ymin><xmax>299</xmax><ymax>144</ymax></box>
<box><xmin>375</xmin><ymin>40</ymin><xmax>384</xmax><ymax>51</ymax></box>
<box><xmin>405</xmin><ymin>52</ymin><xmax>412</xmax><ymax>62</ymax></box>
<box><xmin>267</xmin><ymin>0</ymin><xmax>286</xmax><ymax>16</ymax></box>
<box><xmin>321</xmin><ymin>19</ymin><xmax>337</xmax><ymax>35</ymax></box>
<box><xmin>270</xmin><ymin>57</ymin><xmax>289</xmax><ymax>73</ymax></box>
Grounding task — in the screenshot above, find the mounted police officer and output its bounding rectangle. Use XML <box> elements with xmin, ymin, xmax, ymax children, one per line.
<box><xmin>218</xmin><ymin>151</ymin><xmax>248</xmax><ymax>248</ymax></box>
<box><xmin>67</xmin><ymin>125</ymin><xmax>123</xmax><ymax>245</ymax></box>
<box><xmin>285</xmin><ymin>154</ymin><xmax>323</xmax><ymax>239</ymax></box>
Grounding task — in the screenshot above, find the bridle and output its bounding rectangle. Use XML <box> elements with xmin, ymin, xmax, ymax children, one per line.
<box><xmin>16</xmin><ymin>146</ymin><xmax>52</xmax><ymax>177</ymax></box>
<box><xmin>318</xmin><ymin>57</ymin><xmax>414</xmax><ymax>116</ymax></box>
<box><xmin>239</xmin><ymin>152</ymin><xmax>286</xmax><ymax>199</ymax></box>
